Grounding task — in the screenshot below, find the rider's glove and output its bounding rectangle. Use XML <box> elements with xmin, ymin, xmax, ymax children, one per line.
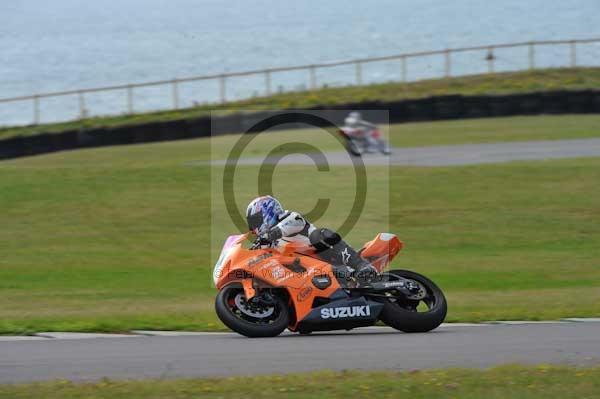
<box><xmin>260</xmin><ymin>227</ymin><xmax>283</xmax><ymax>243</ymax></box>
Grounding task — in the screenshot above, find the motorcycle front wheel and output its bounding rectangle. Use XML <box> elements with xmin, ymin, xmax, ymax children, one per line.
<box><xmin>346</xmin><ymin>140</ymin><xmax>363</xmax><ymax>157</ymax></box>
<box><xmin>215</xmin><ymin>283</ymin><xmax>289</xmax><ymax>338</ymax></box>
<box><xmin>378</xmin><ymin>269</ymin><xmax>447</xmax><ymax>333</ymax></box>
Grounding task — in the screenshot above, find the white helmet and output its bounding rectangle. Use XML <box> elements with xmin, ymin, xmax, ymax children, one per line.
<box><xmin>246</xmin><ymin>195</ymin><xmax>284</xmax><ymax>235</ymax></box>
<box><xmin>345</xmin><ymin>111</ymin><xmax>362</xmax><ymax>126</ymax></box>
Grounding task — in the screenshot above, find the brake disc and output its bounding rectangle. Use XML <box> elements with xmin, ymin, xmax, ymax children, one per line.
<box><xmin>234</xmin><ymin>293</ymin><xmax>275</xmax><ymax>318</ymax></box>
<box><xmin>404</xmin><ymin>280</ymin><xmax>428</xmax><ymax>301</ymax></box>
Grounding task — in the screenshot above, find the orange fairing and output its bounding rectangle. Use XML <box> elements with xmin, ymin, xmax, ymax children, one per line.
<box><xmin>359</xmin><ymin>233</ymin><xmax>403</xmax><ymax>272</ymax></box>
<box><xmin>213</xmin><ymin>232</ymin><xmax>402</xmax><ymax>330</ymax></box>
<box><xmin>213</xmin><ymin>234</ymin><xmax>342</xmax><ymax>328</ymax></box>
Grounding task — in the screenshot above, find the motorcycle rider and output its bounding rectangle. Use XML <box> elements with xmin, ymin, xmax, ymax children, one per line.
<box><xmin>246</xmin><ymin>195</ymin><xmax>378</xmax><ymax>285</ymax></box>
<box><xmin>343</xmin><ymin>111</ymin><xmax>391</xmax><ymax>154</ymax></box>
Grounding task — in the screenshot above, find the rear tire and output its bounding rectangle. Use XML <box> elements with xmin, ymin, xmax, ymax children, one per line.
<box><xmin>215</xmin><ymin>284</ymin><xmax>289</xmax><ymax>338</ymax></box>
<box><xmin>379</xmin><ymin>270</ymin><xmax>447</xmax><ymax>333</ymax></box>
<box><xmin>378</xmin><ymin>139</ymin><xmax>391</xmax><ymax>155</ymax></box>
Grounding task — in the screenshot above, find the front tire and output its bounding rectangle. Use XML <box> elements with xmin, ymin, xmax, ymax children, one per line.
<box><xmin>346</xmin><ymin>140</ymin><xmax>363</xmax><ymax>157</ymax></box>
<box><xmin>215</xmin><ymin>284</ymin><xmax>289</xmax><ymax>338</ymax></box>
<box><xmin>379</xmin><ymin>270</ymin><xmax>447</xmax><ymax>333</ymax></box>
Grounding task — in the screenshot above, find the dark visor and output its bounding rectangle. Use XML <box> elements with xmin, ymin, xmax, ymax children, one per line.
<box><xmin>247</xmin><ymin>212</ymin><xmax>264</xmax><ymax>231</ymax></box>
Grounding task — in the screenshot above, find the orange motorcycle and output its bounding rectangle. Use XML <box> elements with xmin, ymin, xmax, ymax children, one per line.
<box><xmin>213</xmin><ymin>233</ymin><xmax>447</xmax><ymax>337</ymax></box>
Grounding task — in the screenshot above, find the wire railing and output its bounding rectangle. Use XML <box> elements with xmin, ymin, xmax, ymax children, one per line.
<box><xmin>1</xmin><ymin>37</ymin><xmax>599</xmax><ymax>127</ymax></box>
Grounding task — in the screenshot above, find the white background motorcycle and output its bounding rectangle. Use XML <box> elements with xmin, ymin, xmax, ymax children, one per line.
<box><xmin>339</xmin><ymin>126</ymin><xmax>391</xmax><ymax>156</ymax></box>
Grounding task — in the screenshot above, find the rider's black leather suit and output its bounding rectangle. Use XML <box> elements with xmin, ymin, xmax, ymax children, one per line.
<box><xmin>261</xmin><ymin>211</ymin><xmax>376</xmax><ymax>281</ymax></box>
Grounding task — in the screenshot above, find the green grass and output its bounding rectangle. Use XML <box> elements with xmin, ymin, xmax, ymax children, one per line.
<box><xmin>2</xmin><ymin>365</ymin><xmax>600</xmax><ymax>398</ymax></box>
<box><xmin>1</xmin><ymin>67</ymin><xmax>599</xmax><ymax>140</ymax></box>
<box><xmin>1</xmin><ymin>114</ymin><xmax>600</xmax><ymax>334</ymax></box>
<box><xmin>388</xmin><ymin>114</ymin><xmax>600</xmax><ymax>147</ymax></box>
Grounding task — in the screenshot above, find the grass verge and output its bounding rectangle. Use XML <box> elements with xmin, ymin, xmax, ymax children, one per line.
<box><xmin>1</xmin><ymin>67</ymin><xmax>599</xmax><ymax>139</ymax></box>
<box><xmin>1</xmin><ymin>115</ymin><xmax>599</xmax><ymax>334</ymax></box>
<box><xmin>1</xmin><ymin>365</ymin><xmax>599</xmax><ymax>398</ymax></box>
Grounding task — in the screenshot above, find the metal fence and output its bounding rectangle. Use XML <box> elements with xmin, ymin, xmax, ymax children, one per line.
<box><xmin>1</xmin><ymin>37</ymin><xmax>599</xmax><ymax>127</ymax></box>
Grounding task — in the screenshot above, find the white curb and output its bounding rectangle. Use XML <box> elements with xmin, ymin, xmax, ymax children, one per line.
<box><xmin>490</xmin><ymin>320</ymin><xmax>570</xmax><ymax>325</ymax></box>
<box><xmin>131</xmin><ymin>330</ymin><xmax>232</xmax><ymax>337</ymax></box>
<box><xmin>439</xmin><ymin>322</ymin><xmax>490</xmax><ymax>327</ymax></box>
<box><xmin>0</xmin><ymin>336</ymin><xmax>51</xmax><ymax>341</ymax></box>
<box><xmin>35</xmin><ymin>332</ymin><xmax>141</xmax><ymax>340</ymax></box>
<box><xmin>561</xmin><ymin>318</ymin><xmax>600</xmax><ymax>322</ymax></box>
<box><xmin>1</xmin><ymin>319</ymin><xmax>597</xmax><ymax>342</ymax></box>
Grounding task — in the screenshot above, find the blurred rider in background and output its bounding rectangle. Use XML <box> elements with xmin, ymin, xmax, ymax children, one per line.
<box><xmin>343</xmin><ymin>111</ymin><xmax>391</xmax><ymax>154</ymax></box>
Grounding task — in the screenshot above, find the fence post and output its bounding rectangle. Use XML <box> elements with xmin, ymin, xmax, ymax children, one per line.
<box><xmin>444</xmin><ymin>49</ymin><xmax>451</xmax><ymax>77</ymax></box>
<box><xmin>528</xmin><ymin>42</ymin><xmax>535</xmax><ymax>70</ymax></box>
<box><xmin>172</xmin><ymin>79</ymin><xmax>180</xmax><ymax>110</ymax></box>
<box><xmin>219</xmin><ymin>75</ymin><xmax>226</xmax><ymax>103</ymax></box>
<box><xmin>309</xmin><ymin>65</ymin><xmax>317</xmax><ymax>90</ymax></box>
<box><xmin>127</xmin><ymin>85</ymin><xmax>134</xmax><ymax>114</ymax></box>
<box><xmin>487</xmin><ymin>47</ymin><xmax>495</xmax><ymax>73</ymax></box>
<box><xmin>401</xmin><ymin>56</ymin><xmax>407</xmax><ymax>82</ymax></box>
<box><xmin>33</xmin><ymin>95</ymin><xmax>40</xmax><ymax>125</ymax></box>
<box><xmin>570</xmin><ymin>41</ymin><xmax>577</xmax><ymax>67</ymax></box>
<box><xmin>355</xmin><ymin>62</ymin><xmax>362</xmax><ymax>85</ymax></box>
<box><xmin>78</xmin><ymin>91</ymin><xmax>86</xmax><ymax>119</ymax></box>
<box><xmin>265</xmin><ymin>70</ymin><xmax>271</xmax><ymax>96</ymax></box>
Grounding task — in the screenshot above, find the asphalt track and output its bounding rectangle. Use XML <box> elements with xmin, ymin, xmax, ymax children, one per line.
<box><xmin>4</xmin><ymin>138</ymin><xmax>600</xmax><ymax>384</ymax></box>
<box><xmin>208</xmin><ymin>138</ymin><xmax>600</xmax><ymax>166</ymax></box>
<box><xmin>2</xmin><ymin>322</ymin><xmax>600</xmax><ymax>383</ymax></box>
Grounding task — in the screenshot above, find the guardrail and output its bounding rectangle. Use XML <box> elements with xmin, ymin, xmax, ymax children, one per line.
<box><xmin>1</xmin><ymin>37</ymin><xmax>599</xmax><ymax>126</ymax></box>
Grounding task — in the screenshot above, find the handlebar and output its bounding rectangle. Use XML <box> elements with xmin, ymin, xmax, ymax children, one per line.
<box><xmin>250</xmin><ymin>237</ymin><xmax>270</xmax><ymax>250</ymax></box>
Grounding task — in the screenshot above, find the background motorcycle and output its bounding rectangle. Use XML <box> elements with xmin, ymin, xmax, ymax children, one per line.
<box><xmin>339</xmin><ymin>127</ymin><xmax>391</xmax><ymax>156</ymax></box>
<box><xmin>213</xmin><ymin>233</ymin><xmax>447</xmax><ymax>337</ymax></box>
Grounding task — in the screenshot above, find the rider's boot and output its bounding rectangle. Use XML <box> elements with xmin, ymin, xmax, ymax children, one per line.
<box><xmin>353</xmin><ymin>260</ymin><xmax>378</xmax><ymax>287</ymax></box>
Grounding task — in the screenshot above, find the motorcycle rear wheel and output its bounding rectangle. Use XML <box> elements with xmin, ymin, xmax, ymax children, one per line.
<box><xmin>215</xmin><ymin>284</ymin><xmax>289</xmax><ymax>338</ymax></box>
<box><xmin>378</xmin><ymin>139</ymin><xmax>392</xmax><ymax>154</ymax></box>
<box><xmin>378</xmin><ymin>269</ymin><xmax>447</xmax><ymax>333</ymax></box>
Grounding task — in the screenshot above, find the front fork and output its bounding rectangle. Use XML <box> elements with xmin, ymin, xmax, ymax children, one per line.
<box><xmin>241</xmin><ymin>279</ymin><xmax>256</xmax><ymax>300</ymax></box>
<box><xmin>241</xmin><ymin>279</ymin><xmax>280</xmax><ymax>308</ymax></box>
